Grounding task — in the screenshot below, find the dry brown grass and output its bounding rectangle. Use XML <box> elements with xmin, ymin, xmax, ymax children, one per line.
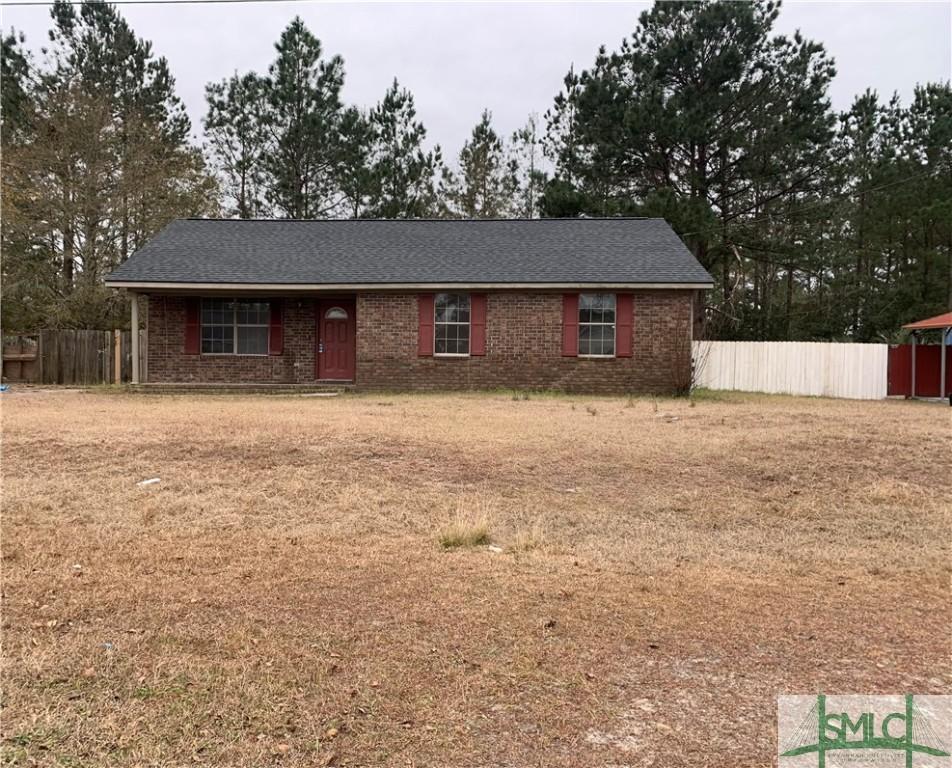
<box><xmin>437</xmin><ymin>498</ymin><xmax>493</xmax><ymax>549</ymax></box>
<box><xmin>2</xmin><ymin>388</ymin><xmax>950</xmax><ymax>766</ymax></box>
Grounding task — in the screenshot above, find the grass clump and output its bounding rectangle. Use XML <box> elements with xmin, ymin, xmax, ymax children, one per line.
<box><xmin>438</xmin><ymin>518</ymin><xmax>491</xmax><ymax>549</ymax></box>
<box><xmin>512</xmin><ymin>517</ymin><xmax>546</xmax><ymax>552</ymax></box>
<box><xmin>438</xmin><ymin>503</ymin><xmax>492</xmax><ymax>549</ymax></box>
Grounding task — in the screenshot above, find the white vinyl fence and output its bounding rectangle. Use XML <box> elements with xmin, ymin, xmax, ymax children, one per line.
<box><xmin>693</xmin><ymin>341</ymin><xmax>888</xmax><ymax>400</ymax></box>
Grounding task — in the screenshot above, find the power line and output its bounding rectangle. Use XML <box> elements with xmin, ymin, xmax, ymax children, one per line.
<box><xmin>4</xmin><ymin>0</ymin><xmax>314</xmax><ymax>6</ymax></box>
<box><xmin>1</xmin><ymin>0</ymin><xmax>553</xmax><ymax>4</ymax></box>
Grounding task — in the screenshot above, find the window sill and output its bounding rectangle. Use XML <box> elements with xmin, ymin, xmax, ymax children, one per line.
<box><xmin>578</xmin><ymin>354</ymin><xmax>617</xmax><ymax>360</ymax></box>
<box><xmin>434</xmin><ymin>353</ymin><xmax>471</xmax><ymax>358</ymax></box>
<box><xmin>200</xmin><ymin>353</ymin><xmax>270</xmax><ymax>357</ymax></box>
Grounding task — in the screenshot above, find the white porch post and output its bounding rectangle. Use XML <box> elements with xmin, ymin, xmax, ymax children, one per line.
<box><xmin>131</xmin><ymin>292</ymin><xmax>140</xmax><ymax>385</ymax></box>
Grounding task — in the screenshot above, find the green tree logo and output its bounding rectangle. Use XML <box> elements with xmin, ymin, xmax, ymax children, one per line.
<box><xmin>781</xmin><ymin>695</ymin><xmax>950</xmax><ymax>767</ymax></box>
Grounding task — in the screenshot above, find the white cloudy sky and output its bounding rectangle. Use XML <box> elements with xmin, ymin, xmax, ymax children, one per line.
<box><xmin>3</xmin><ymin>0</ymin><xmax>951</xmax><ymax>157</ymax></box>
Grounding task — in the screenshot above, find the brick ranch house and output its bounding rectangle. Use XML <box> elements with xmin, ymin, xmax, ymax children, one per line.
<box><xmin>105</xmin><ymin>218</ymin><xmax>713</xmax><ymax>393</ymax></box>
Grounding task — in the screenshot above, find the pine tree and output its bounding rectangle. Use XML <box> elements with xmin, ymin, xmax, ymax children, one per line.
<box><xmin>260</xmin><ymin>18</ymin><xmax>345</xmax><ymax>218</ymax></box>
<box><xmin>205</xmin><ymin>72</ymin><xmax>268</xmax><ymax>218</ymax></box>
<box><xmin>509</xmin><ymin>114</ymin><xmax>546</xmax><ymax>218</ymax></box>
<box><xmin>47</xmin><ymin>0</ymin><xmax>190</xmax><ymax>143</ymax></box>
<box><xmin>1</xmin><ymin>31</ymin><xmax>31</xmax><ymax>141</ymax></box>
<box><xmin>0</xmin><ymin>3</ymin><xmax>217</xmax><ymax>330</ymax></box>
<box><xmin>367</xmin><ymin>79</ymin><xmax>441</xmax><ymax>218</ymax></box>
<box><xmin>543</xmin><ymin>0</ymin><xmax>837</xmax><ymax>337</ymax></box>
<box><xmin>445</xmin><ymin>110</ymin><xmax>516</xmax><ymax>218</ymax></box>
<box><xmin>337</xmin><ymin>106</ymin><xmax>375</xmax><ymax>218</ymax></box>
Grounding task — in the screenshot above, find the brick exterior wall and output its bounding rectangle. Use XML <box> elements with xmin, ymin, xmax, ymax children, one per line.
<box><xmin>145</xmin><ymin>290</ymin><xmax>695</xmax><ymax>394</ymax></box>
<box><xmin>147</xmin><ymin>295</ymin><xmax>318</xmax><ymax>384</ymax></box>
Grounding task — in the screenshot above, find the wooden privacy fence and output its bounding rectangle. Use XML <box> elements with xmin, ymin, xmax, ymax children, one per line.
<box><xmin>693</xmin><ymin>340</ymin><xmax>888</xmax><ymax>400</ymax></box>
<box><xmin>2</xmin><ymin>330</ymin><xmax>146</xmax><ymax>385</ymax></box>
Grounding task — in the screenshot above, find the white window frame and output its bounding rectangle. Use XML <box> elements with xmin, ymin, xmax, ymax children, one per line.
<box><xmin>578</xmin><ymin>293</ymin><xmax>616</xmax><ymax>358</ymax></box>
<box><xmin>434</xmin><ymin>293</ymin><xmax>471</xmax><ymax>357</ymax></box>
<box><xmin>200</xmin><ymin>298</ymin><xmax>270</xmax><ymax>357</ymax></box>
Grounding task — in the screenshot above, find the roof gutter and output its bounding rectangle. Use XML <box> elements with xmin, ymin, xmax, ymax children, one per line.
<box><xmin>106</xmin><ymin>280</ymin><xmax>714</xmax><ymax>291</ymax></box>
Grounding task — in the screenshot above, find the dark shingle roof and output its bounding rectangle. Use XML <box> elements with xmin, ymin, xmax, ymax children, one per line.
<box><xmin>105</xmin><ymin>218</ymin><xmax>713</xmax><ymax>286</ymax></box>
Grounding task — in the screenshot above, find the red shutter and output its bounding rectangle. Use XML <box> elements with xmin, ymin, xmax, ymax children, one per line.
<box><xmin>184</xmin><ymin>298</ymin><xmax>200</xmax><ymax>355</ymax></box>
<box><xmin>269</xmin><ymin>299</ymin><xmax>284</xmax><ymax>356</ymax></box>
<box><xmin>616</xmin><ymin>293</ymin><xmax>633</xmax><ymax>357</ymax></box>
<box><xmin>418</xmin><ymin>294</ymin><xmax>434</xmax><ymax>356</ymax></box>
<box><xmin>561</xmin><ymin>294</ymin><xmax>579</xmax><ymax>357</ymax></box>
<box><xmin>470</xmin><ymin>294</ymin><xmax>487</xmax><ymax>356</ymax></box>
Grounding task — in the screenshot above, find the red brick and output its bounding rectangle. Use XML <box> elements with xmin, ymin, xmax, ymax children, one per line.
<box><xmin>145</xmin><ymin>291</ymin><xmax>696</xmax><ymax>394</ymax></box>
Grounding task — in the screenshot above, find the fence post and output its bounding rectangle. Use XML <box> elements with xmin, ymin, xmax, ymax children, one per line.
<box><xmin>37</xmin><ymin>332</ymin><xmax>44</xmax><ymax>383</ymax></box>
<box><xmin>911</xmin><ymin>333</ymin><xmax>917</xmax><ymax>398</ymax></box>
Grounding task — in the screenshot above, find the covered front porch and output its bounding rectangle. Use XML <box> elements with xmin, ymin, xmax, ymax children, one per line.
<box><xmin>126</xmin><ymin>291</ymin><xmax>357</xmax><ymax>386</ymax></box>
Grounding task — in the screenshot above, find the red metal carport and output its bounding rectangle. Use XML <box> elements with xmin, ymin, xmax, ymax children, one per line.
<box><xmin>895</xmin><ymin>311</ymin><xmax>952</xmax><ymax>401</ymax></box>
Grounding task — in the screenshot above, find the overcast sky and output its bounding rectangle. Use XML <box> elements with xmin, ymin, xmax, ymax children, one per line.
<box><xmin>4</xmin><ymin>0</ymin><xmax>951</xmax><ymax>157</ymax></box>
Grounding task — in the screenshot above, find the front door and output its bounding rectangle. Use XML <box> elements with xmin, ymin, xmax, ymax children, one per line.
<box><xmin>317</xmin><ymin>299</ymin><xmax>356</xmax><ymax>381</ymax></box>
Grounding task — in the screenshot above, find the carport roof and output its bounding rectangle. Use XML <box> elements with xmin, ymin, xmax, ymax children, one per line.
<box><xmin>902</xmin><ymin>312</ymin><xmax>952</xmax><ymax>331</ymax></box>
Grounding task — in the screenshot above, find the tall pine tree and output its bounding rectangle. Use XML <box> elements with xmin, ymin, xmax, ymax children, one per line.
<box><xmin>444</xmin><ymin>110</ymin><xmax>516</xmax><ymax>218</ymax></box>
<box><xmin>205</xmin><ymin>72</ymin><xmax>268</xmax><ymax>219</ymax></box>
<box><xmin>1</xmin><ymin>2</ymin><xmax>216</xmax><ymax>329</ymax></box>
<box><xmin>509</xmin><ymin>114</ymin><xmax>546</xmax><ymax>218</ymax></box>
<box><xmin>261</xmin><ymin>18</ymin><xmax>345</xmax><ymax>218</ymax></box>
<box><xmin>544</xmin><ymin>0</ymin><xmax>836</xmax><ymax>337</ymax></box>
<box><xmin>367</xmin><ymin>79</ymin><xmax>441</xmax><ymax>218</ymax></box>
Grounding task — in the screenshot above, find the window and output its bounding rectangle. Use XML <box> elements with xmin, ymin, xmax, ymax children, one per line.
<box><xmin>201</xmin><ymin>299</ymin><xmax>270</xmax><ymax>355</ymax></box>
<box><xmin>434</xmin><ymin>293</ymin><xmax>470</xmax><ymax>356</ymax></box>
<box><xmin>578</xmin><ymin>293</ymin><xmax>616</xmax><ymax>357</ymax></box>
<box><xmin>324</xmin><ymin>307</ymin><xmax>348</xmax><ymax>320</ymax></box>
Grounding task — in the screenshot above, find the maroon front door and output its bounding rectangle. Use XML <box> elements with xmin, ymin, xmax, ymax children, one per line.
<box><xmin>317</xmin><ymin>299</ymin><xmax>356</xmax><ymax>381</ymax></box>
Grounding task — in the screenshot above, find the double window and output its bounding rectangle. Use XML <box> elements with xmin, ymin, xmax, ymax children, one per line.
<box><xmin>435</xmin><ymin>293</ymin><xmax>471</xmax><ymax>356</ymax></box>
<box><xmin>578</xmin><ymin>293</ymin><xmax>616</xmax><ymax>357</ymax></box>
<box><xmin>201</xmin><ymin>299</ymin><xmax>269</xmax><ymax>355</ymax></box>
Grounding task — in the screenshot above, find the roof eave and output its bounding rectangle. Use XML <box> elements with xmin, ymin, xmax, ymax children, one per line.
<box><xmin>105</xmin><ymin>280</ymin><xmax>715</xmax><ymax>292</ymax></box>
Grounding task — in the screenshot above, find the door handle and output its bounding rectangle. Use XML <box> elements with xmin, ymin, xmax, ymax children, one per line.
<box><xmin>318</xmin><ymin>342</ymin><xmax>324</xmax><ymax>354</ymax></box>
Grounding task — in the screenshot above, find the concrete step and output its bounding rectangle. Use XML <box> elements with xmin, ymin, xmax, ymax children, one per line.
<box><xmin>128</xmin><ymin>382</ymin><xmax>352</xmax><ymax>396</ymax></box>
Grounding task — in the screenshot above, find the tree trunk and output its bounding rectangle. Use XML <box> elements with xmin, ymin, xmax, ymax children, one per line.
<box><xmin>784</xmin><ymin>265</ymin><xmax>794</xmax><ymax>339</ymax></box>
<box><xmin>63</xmin><ymin>223</ymin><xmax>74</xmax><ymax>287</ymax></box>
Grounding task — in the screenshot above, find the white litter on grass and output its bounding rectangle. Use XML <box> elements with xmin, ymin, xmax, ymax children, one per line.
<box><xmin>137</xmin><ymin>478</ymin><xmax>160</xmax><ymax>487</ymax></box>
<box><xmin>487</xmin><ymin>545</ymin><xmax>504</xmax><ymax>554</ymax></box>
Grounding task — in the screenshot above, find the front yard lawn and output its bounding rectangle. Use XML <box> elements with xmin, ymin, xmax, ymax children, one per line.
<box><xmin>3</xmin><ymin>389</ymin><xmax>949</xmax><ymax>766</ymax></box>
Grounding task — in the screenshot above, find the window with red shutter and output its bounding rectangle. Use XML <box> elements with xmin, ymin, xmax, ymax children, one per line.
<box><xmin>578</xmin><ymin>293</ymin><xmax>617</xmax><ymax>357</ymax></box>
<box><xmin>434</xmin><ymin>294</ymin><xmax>471</xmax><ymax>355</ymax></box>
